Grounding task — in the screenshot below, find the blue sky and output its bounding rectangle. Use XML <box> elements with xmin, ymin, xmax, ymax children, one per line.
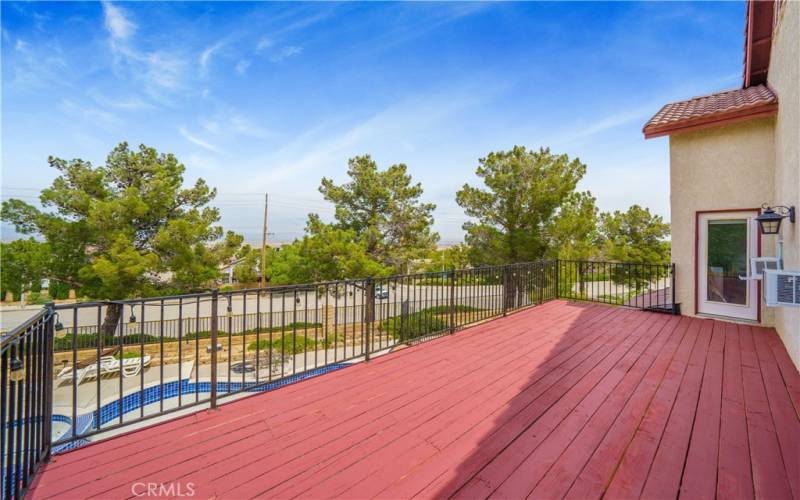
<box><xmin>2</xmin><ymin>1</ymin><xmax>745</xmax><ymax>244</ymax></box>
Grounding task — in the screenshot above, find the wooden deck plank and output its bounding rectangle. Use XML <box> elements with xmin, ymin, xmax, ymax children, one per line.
<box><xmin>636</xmin><ymin>319</ymin><xmax>714</xmax><ymax>499</ymax></box>
<box><xmin>43</xmin><ymin>304</ymin><xmax>582</xmax><ymax>497</ymax></box>
<box><xmin>765</xmin><ymin>329</ymin><xmax>800</xmax><ymax>418</ymax></box>
<box><xmin>43</xmin><ymin>303</ymin><xmax>575</xmax><ymax>472</ymax></box>
<box><xmin>738</xmin><ymin>324</ymin><xmax>793</xmax><ymax>499</ymax></box>
<box><xmin>217</xmin><ymin>306</ymin><xmax>632</xmax><ymax>499</ymax></box>
<box><xmin>76</xmin><ymin>303</ymin><xmax>605</xmax><ymax>499</ymax></box>
<box><xmin>678</xmin><ymin>319</ymin><xmax>726</xmax><ymax>499</ymax></box>
<box><xmin>284</xmin><ymin>309</ymin><xmax>645</xmax><ymax>500</ymax></box>
<box><xmin>35</xmin><ymin>302</ymin><xmax>589</xmax><ymax>496</ymax></box>
<box><xmin>26</xmin><ymin>302</ymin><xmax>799</xmax><ymax>500</ymax></box>
<box><xmin>752</xmin><ymin>326</ymin><xmax>800</xmax><ymax>499</ymax></box>
<box><xmin>452</xmin><ymin>313</ymin><xmax>673</xmax><ymax>498</ymax></box>
<box><xmin>492</xmin><ymin>315</ymin><xmax>687</xmax><ymax>498</ymax></box>
<box><xmin>543</xmin><ymin>317</ymin><xmax>700</xmax><ymax>500</ymax></box>
<box><xmin>373</xmin><ymin>309</ymin><xmax>648</xmax><ymax>500</ymax></box>
<box><xmin>716</xmin><ymin>321</ymin><xmax>753</xmax><ymax>499</ymax></box>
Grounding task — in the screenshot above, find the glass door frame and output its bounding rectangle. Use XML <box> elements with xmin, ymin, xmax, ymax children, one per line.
<box><xmin>695</xmin><ymin>209</ymin><xmax>760</xmax><ymax>321</ymax></box>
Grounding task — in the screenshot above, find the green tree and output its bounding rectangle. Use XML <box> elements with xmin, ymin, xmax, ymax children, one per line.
<box><xmin>1</xmin><ymin>142</ymin><xmax>239</xmax><ymax>332</ymax></box>
<box><xmin>423</xmin><ymin>244</ymin><xmax>471</xmax><ymax>272</ymax></box>
<box><xmin>546</xmin><ymin>192</ymin><xmax>600</xmax><ymax>296</ymax></box>
<box><xmin>319</xmin><ymin>155</ymin><xmax>438</xmax><ymax>273</ymax></box>
<box><xmin>268</xmin><ymin>215</ymin><xmax>391</xmax><ymax>285</ymax></box>
<box><xmin>545</xmin><ymin>191</ymin><xmax>599</xmax><ymax>261</ymax></box>
<box><xmin>0</xmin><ymin>238</ymin><xmax>51</xmax><ymax>300</ymax></box>
<box><xmin>232</xmin><ymin>244</ymin><xmax>260</xmax><ymax>284</ymax></box>
<box><xmin>457</xmin><ymin>146</ymin><xmax>588</xmax><ymax>265</ymax></box>
<box><xmin>598</xmin><ymin>205</ymin><xmax>671</xmax><ymax>290</ymax></box>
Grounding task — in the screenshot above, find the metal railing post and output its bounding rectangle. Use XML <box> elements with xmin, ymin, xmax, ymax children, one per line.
<box><xmin>210</xmin><ymin>289</ymin><xmax>219</xmax><ymax>409</ymax></box>
<box><xmin>670</xmin><ymin>263</ymin><xmax>677</xmax><ymax>315</ymax></box>
<box><xmin>555</xmin><ymin>259</ymin><xmax>560</xmax><ymax>299</ymax></box>
<box><xmin>449</xmin><ymin>270</ymin><xmax>456</xmax><ymax>334</ymax></box>
<box><xmin>364</xmin><ymin>278</ymin><xmax>374</xmax><ymax>361</ymax></box>
<box><xmin>502</xmin><ymin>267</ymin><xmax>508</xmax><ymax>317</ymax></box>
<box><xmin>44</xmin><ymin>303</ymin><xmax>55</xmax><ymax>459</ymax></box>
<box><xmin>537</xmin><ymin>263</ymin><xmax>544</xmax><ymax>304</ymax></box>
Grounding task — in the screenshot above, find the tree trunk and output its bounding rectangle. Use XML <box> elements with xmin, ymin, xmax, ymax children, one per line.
<box><xmin>101</xmin><ymin>303</ymin><xmax>122</xmax><ymax>346</ymax></box>
<box><xmin>579</xmin><ymin>262</ymin><xmax>587</xmax><ymax>296</ymax></box>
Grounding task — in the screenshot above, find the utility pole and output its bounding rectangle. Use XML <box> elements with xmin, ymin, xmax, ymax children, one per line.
<box><xmin>260</xmin><ymin>193</ymin><xmax>269</xmax><ymax>290</ymax></box>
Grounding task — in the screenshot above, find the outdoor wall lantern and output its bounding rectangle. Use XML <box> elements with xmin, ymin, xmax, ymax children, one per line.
<box><xmin>54</xmin><ymin>312</ymin><xmax>66</xmax><ymax>338</ymax></box>
<box><xmin>756</xmin><ymin>204</ymin><xmax>796</xmax><ymax>235</ymax></box>
<box><xmin>128</xmin><ymin>305</ymin><xmax>137</xmax><ymax>324</ymax></box>
<box><xmin>10</xmin><ymin>344</ymin><xmax>25</xmax><ymax>383</ymax></box>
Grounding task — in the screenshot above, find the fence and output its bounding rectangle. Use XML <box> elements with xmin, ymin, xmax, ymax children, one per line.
<box><xmin>556</xmin><ymin>260</ymin><xmax>677</xmax><ymax>313</ymax></box>
<box><xmin>4</xmin><ymin>258</ymin><xmax>675</xmax><ymax>485</ymax></box>
<box><xmin>1</xmin><ymin>309</ymin><xmax>54</xmax><ymax>500</ymax></box>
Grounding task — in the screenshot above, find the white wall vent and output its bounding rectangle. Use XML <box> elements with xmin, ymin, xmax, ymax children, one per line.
<box><xmin>764</xmin><ymin>269</ymin><xmax>800</xmax><ymax>307</ymax></box>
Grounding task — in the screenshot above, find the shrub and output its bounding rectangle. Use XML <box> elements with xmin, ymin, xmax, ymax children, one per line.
<box><xmin>380</xmin><ymin>308</ymin><xmax>449</xmax><ymax>341</ymax></box>
<box><xmin>247</xmin><ymin>333</ymin><xmax>329</xmax><ymax>355</ymax></box>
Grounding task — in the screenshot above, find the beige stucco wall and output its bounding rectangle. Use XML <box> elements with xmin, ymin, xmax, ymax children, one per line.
<box><xmin>669</xmin><ymin>118</ymin><xmax>776</xmax><ymax>324</ymax></box>
<box><xmin>768</xmin><ymin>0</ymin><xmax>800</xmax><ymax>369</ymax></box>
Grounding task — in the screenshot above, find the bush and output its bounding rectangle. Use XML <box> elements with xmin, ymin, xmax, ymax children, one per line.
<box><xmin>53</xmin><ymin>321</ymin><xmax>324</xmax><ymax>352</ymax></box>
<box><xmin>25</xmin><ymin>291</ymin><xmax>51</xmax><ymax>305</ymax></box>
<box><xmin>423</xmin><ymin>305</ymin><xmax>483</xmax><ymax>314</ymax></box>
<box><xmin>380</xmin><ymin>308</ymin><xmax>449</xmax><ymax>341</ymax></box>
<box><xmin>54</xmin><ymin>333</ymin><xmax>162</xmax><ymax>352</ymax></box>
<box><xmin>247</xmin><ymin>333</ymin><xmax>330</xmax><ymax>355</ymax></box>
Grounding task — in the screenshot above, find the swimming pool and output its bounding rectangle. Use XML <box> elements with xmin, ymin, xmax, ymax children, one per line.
<box><xmin>51</xmin><ymin>363</ymin><xmax>348</xmax><ymax>453</ymax></box>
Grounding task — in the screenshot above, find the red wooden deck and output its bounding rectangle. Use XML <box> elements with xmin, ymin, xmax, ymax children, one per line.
<box><xmin>30</xmin><ymin>300</ymin><xmax>800</xmax><ymax>499</ymax></box>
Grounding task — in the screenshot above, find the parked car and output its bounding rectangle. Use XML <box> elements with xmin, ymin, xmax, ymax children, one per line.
<box><xmin>375</xmin><ymin>285</ymin><xmax>390</xmax><ymax>300</ymax></box>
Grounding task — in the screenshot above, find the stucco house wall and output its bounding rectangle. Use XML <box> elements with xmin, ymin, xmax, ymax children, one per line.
<box><xmin>767</xmin><ymin>0</ymin><xmax>800</xmax><ymax>368</ymax></box>
<box><xmin>668</xmin><ymin>118</ymin><xmax>776</xmax><ymax>324</ymax></box>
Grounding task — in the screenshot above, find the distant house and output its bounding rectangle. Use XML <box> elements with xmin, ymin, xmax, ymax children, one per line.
<box><xmin>644</xmin><ymin>0</ymin><xmax>798</xmax><ymax>367</ymax></box>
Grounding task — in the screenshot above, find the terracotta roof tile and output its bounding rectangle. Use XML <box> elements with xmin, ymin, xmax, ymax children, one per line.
<box><xmin>643</xmin><ymin>84</ymin><xmax>777</xmax><ymax>138</ymax></box>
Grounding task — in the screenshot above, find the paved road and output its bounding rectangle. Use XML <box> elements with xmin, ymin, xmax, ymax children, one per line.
<box><xmin>42</xmin><ymin>283</ymin><xmax>514</xmax><ymax>331</ymax></box>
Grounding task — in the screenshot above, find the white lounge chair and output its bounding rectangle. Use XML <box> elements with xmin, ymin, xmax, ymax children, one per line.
<box><xmin>57</xmin><ymin>354</ymin><xmax>151</xmax><ymax>385</ymax></box>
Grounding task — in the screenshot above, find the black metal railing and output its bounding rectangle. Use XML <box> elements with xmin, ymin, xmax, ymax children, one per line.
<box><xmin>11</xmin><ymin>257</ymin><xmax>675</xmax><ymax>476</ymax></box>
<box><xmin>46</xmin><ymin>261</ymin><xmax>558</xmax><ymax>447</ymax></box>
<box><xmin>2</xmin><ymin>309</ymin><xmax>54</xmax><ymax>500</ymax></box>
<box><xmin>556</xmin><ymin>260</ymin><xmax>677</xmax><ymax>314</ymax></box>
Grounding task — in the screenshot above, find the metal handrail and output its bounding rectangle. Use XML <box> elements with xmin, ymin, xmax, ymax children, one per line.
<box><xmin>0</xmin><ymin>308</ymin><xmax>49</xmax><ymax>349</ymax></box>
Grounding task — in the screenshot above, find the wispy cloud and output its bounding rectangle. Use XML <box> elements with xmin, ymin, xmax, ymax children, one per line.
<box><xmin>87</xmin><ymin>90</ymin><xmax>151</xmax><ymax>110</ymax></box>
<box><xmin>235</xmin><ymin>59</ymin><xmax>251</xmax><ymax>75</ymax></box>
<box><xmin>199</xmin><ymin>40</ymin><xmax>225</xmax><ymax>74</ymax></box>
<box><xmin>244</xmin><ymin>85</ymin><xmax>493</xmax><ymax>186</ymax></box>
<box><xmin>229</xmin><ymin>115</ymin><xmax>273</xmax><ymax>139</ymax></box>
<box><xmin>179</xmin><ymin>126</ymin><xmax>222</xmax><ymax>153</ymax></box>
<box><xmin>61</xmin><ymin>99</ymin><xmax>119</xmax><ymax>124</ymax></box>
<box><xmin>102</xmin><ymin>1</ymin><xmax>136</xmax><ymax>42</ymax></box>
<box><xmin>101</xmin><ymin>1</ymin><xmax>185</xmax><ymax>99</ymax></box>
<box><xmin>7</xmin><ymin>39</ymin><xmax>68</xmax><ymax>90</ymax></box>
<box><xmin>200</xmin><ymin>114</ymin><xmax>274</xmax><ymax>139</ymax></box>
<box><xmin>256</xmin><ymin>37</ymin><xmax>272</xmax><ymax>52</ymax></box>
<box><xmin>270</xmin><ymin>45</ymin><xmax>302</xmax><ymax>62</ymax></box>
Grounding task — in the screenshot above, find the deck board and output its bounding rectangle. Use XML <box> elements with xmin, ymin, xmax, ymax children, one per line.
<box><xmin>28</xmin><ymin>300</ymin><xmax>799</xmax><ymax>499</ymax></box>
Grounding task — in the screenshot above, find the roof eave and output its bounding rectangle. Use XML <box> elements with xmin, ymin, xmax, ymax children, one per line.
<box><xmin>643</xmin><ymin>102</ymin><xmax>778</xmax><ymax>139</ymax></box>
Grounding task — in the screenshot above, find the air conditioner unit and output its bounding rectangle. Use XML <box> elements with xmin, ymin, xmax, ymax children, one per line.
<box><xmin>751</xmin><ymin>257</ymin><xmax>780</xmax><ymax>279</ymax></box>
<box><xmin>764</xmin><ymin>269</ymin><xmax>800</xmax><ymax>307</ymax></box>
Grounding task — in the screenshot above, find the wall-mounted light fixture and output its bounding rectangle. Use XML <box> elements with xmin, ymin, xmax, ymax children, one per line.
<box><xmin>756</xmin><ymin>204</ymin><xmax>795</xmax><ymax>235</ymax></box>
<box><xmin>10</xmin><ymin>344</ymin><xmax>25</xmax><ymax>383</ymax></box>
<box><xmin>54</xmin><ymin>312</ymin><xmax>67</xmax><ymax>339</ymax></box>
<box><xmin>128</xmin><ymin>304</ymin><xmax>137</xmax><ymax>324</ymax></box>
